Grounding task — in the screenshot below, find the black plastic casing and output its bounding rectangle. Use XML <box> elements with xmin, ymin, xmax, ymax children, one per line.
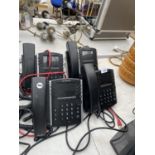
<box><xmin>32</xmin><ymin>77</ymin><xmax>47</xmax><ymax>140</ymax></box>
<box><xmin>47</xmin><ymin>78</ymin><xmax>82</xmax><ymax>127</ymax></box>
<box><xmin>22</xmin><ymin>43</ymin><xmax>36</xmax><ymax>89</ymax></box>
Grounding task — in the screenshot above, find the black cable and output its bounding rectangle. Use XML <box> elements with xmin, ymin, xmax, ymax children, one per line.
<box><xmin>20</xmin><ymin>127</ymin><xmax>59</xmax><ymax>155</ymax></box>
<box><xmin>23</xmin><ymin>114</ymin><xmax>32</xmax><ymax>122</ymax></box>
<box><xmin>72</xmin><ymin>110</ymin><xmax>128</xmax><ymax>155</ymax></box>
<box><xmin>19</xmin><ymin>129</ymin><xmax>32</xmax><ymax>139</ymax></box>
<box><xmin>19</xmin><ymin>103</ymin><xmax>32</xmax><ymax>110</ymax></box>
<box><xmin>46</xmin><ymin>127</ymin><xmax>59</xmax><ymax>137</ymax></box>
<box><xmin>72</xmin><ymin>126</ymin><xmax>128</xmax><ymax>155</ymax></box>
<box><xmin>21</xmin><ymin>124</ymin><xmax>79</xmax><ymax>155</ymax></box>
<box><xmin>65</xmin><ymin>114</ymin><xmax>91</xmax><ymax>152</ymax></box>
<box><xmin>19</xmin><ymin>142</ymin><xmax>31</xmax><ymax>155</ymax></box>
<box><xmin>19</xmin><ymin>124</ymin><xmax>33</xmax><ymax>130</ymax></box>
<box><xmin>100</xmin><ymin>111</ymin><xmax>115</xmax><ymax>128</ymax></box>
<box><xmin>19</xmin><ymin>108</ymin><xmax>33</xmax><ymax>130</ymax></box>
<box><xmin>101</xmin><ymin>109</ymin><xmax>128</xmax><ymax>143</ymax></box>
<box><xmin>19</xmin><ymin>93</ymin><xmax>31</xmax><ymax>101</ymax></box>
<box><xmin>19</xmin><ymin>88</ymin><xmax>31</xmax><ymax>101</ymax></box>
<box><xmin>103</xmin><ymin>110</ymin><xmax>115</xmax><ymax>123</ymax></box>
<box><xmin>132</xmin><ymin>108</ymin><xmax>135</xmax><ymax>115</ymax></box>
<box><xmin>22</xmin><ymin>114</ymin><xmax>90</xmax><ymax>155</ymax></box>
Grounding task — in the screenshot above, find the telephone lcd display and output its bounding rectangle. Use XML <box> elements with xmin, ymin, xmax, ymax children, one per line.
<box><xmin>82</xmin><ymin>51</ymin><xmax>93</xmax><ymax>56</ymax></box>
<box><xmin>52</xmin><ymin>56</ymin><xmax>59</xmax><ymax>66</ymax></box>
<box><xmin>54</xmin><ymin>82</ymin><xmax>77</xmax><ymax>98</ymax></box>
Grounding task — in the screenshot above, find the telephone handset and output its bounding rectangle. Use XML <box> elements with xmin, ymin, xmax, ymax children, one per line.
<box><xmin>66</xmin><ymin>41</ymin><xmax>79</xmax><ymax>78</ymax></box>
<box><xmin>22</xmin><ymin>43</ymin><xmax>36</xmax><ymax>89</ymax></box>
<box><xmin>32</xmin><ymin>77</ymin><xmax>47</xmax><ymax>140</ymax></box>
<box><xmin>38</xmin><ymin>50</ymin><xmax>63</xmax><ymax>79</ymax></box>
<box><xmin>47</xmin><ymin>78</ymin><xmax>82</xmax><ymax>127</ymax></box>
<box><xmin>81</xmin><ymin>63</ymin><xmax>100</xmax><ymax>113</ymax></box>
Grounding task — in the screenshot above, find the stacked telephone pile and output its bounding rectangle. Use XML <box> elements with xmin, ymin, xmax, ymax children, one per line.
<box><xmin>19</xmin><ymin>42</ymin><xmax>128</xmax><ymax>155</ymax></box>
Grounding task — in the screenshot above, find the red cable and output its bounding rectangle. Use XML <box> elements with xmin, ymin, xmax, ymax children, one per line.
<box><xmin>19</xmin><ymin>129</ymin><xmax>34</xmax><ymax>137</ymax></box>
<box><xmin>20</xmin><ymin>50</ymin><xmax>66</xmax><ymax>90</ymax></box>
<box><xmin>108</xmin><ymin>108</ymin><xmax>122</xmax><ymax>127</ymax></box>
<box><xmin>19</xmin><ymin>72</ymin><xmax>64</xmax><ymax>87</ymax></box>
<box><xmin>48</xmin><ymin>49</ymin><xmax>52</xmax><ymax>67</ymax></box>
<box><xmin>47</xmin><ymin>49</ymin><xmax>52</xmax><ymax>79</ymax></box>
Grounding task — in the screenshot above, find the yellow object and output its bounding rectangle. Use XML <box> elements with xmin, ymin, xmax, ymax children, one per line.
<box><xmin>122</xmin><ymin>55</ymin><xmax>135</xmax><ymax>74</ymax></box>
<box><xmin>119</xmin><ymin>46</ymin><xmax>135</xmax><ymax>85</ymax></box>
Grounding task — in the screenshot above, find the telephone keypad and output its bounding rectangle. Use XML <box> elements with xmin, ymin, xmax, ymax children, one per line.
<box><xmin>52</xmin><ymin>100</ymin><xmax>81</xmax><ymax>126</ymax></box>
<box><xmin>99</xmin><ymin>86</ymin><xmax>117</xmax><ymax>109</ymax></box>
<box><xmin>49</xmin><ymin>79</ymin><xmax>82</xmax><ymax>127</ymax></box>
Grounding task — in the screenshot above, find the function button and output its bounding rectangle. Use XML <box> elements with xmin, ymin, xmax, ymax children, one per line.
<box><xmin>110</xmin><ymin>99</ymin><xmax>113</xmax><ymax>102</ymax></box>
<box><xmin>76</xmin><ymin>115</ymin><xmax>80</xmax><ymax>119</ymax></box>
<box><xmin>77</xmin><ymin>111</ymin><xmax>80</xmax><ymax>114</ymax></box>
<box><xmin>76</xmin><ymin>108</ymin><xmax>79</xmax><ymax>111</ymax></box>
<box><xmin>100</xmin><ymin>102</ymin><xmax>103</xmax><ymax>105</ymax></box>
<box><xmin>66</xmin><ymin>117</ymin><xmax>69</xmax><ymax>120</ymax></box>
<box><xmin>106</xmin><ymin>89</ymin><xmax>109</xmax><ymax>92</ymax></box>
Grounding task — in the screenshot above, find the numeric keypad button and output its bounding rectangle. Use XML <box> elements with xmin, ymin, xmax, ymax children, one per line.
<box><xmin>76</xmin><ymin>115</ymin><xmax>80</xmax><ymax>119</ymax></box>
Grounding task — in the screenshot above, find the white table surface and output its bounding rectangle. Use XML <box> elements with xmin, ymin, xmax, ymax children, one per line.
<box><xmin>19</xmin><ymin>18</ymin><xmax>135</xmax><ymax>155</ymax></box>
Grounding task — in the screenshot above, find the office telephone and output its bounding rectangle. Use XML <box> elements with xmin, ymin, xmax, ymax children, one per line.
<box><xmin>66</xmin><ymin>41</ymin><xmax>117</xmax><ymax>113</ymax></box>
<box><xmin>82</xmin><ymin>64</ymin><xmax>117</xmax><ymax>113</ymax></box>
<box><xmin>21</xmin><ymin>44</ymin><xmax>64</xmax><ymax>88</ymax></box>
<box><xmin>31</xmin><ymin>77</ymin><xmax>82</xmax><ymax>139</ymax></box>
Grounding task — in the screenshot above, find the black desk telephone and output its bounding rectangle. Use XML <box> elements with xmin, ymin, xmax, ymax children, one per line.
<box><xmin>81</xmin><ymin>64</ymin><xmax>117</xmax><ymax>113</ymax></box>
<box><xmin>32</xmin><ymin>77</ymin><xmax>82</xmax><ymax>139</ymax></box>
<box><xmin>66</xmin><ymin>41</ymin><xmax>117</xmax><ymax>113</ymax></box>
<box><xmin>21</xmin><ymin>44</ymin><xmax>64</xmax><ymax>90</ymax></box>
